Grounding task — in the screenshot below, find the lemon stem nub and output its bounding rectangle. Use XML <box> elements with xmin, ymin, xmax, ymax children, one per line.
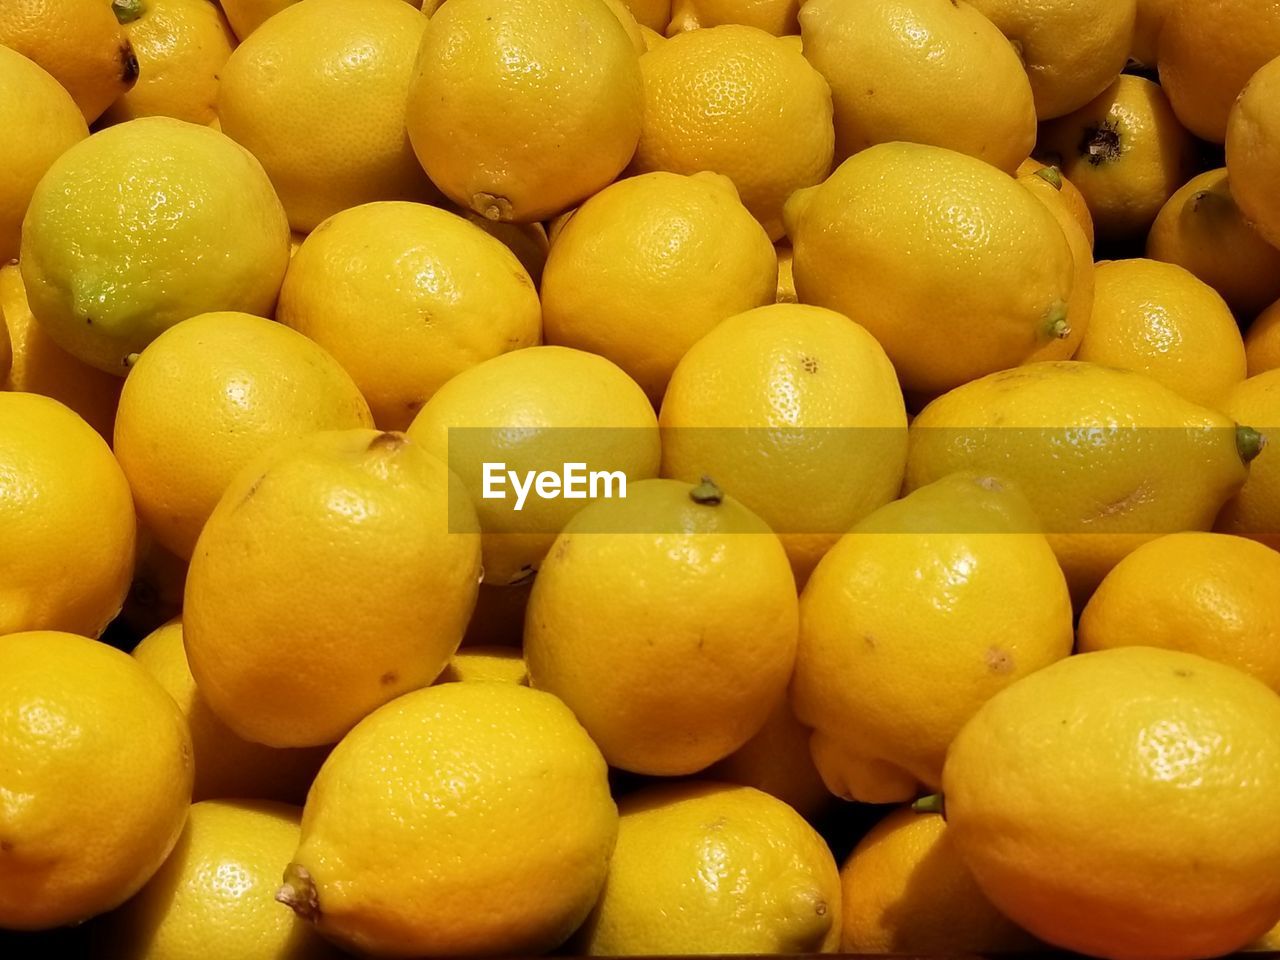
<box><xmin>112</xmin><ymin>0</ymin><xmax>144</xmax><ymax>23</ymax></box>
<box><xmin>912</xmin><ymin>793</ymin><xmax>945</xmax><ymax>816</ymax></box>
<box><xmin>277</xmin><ymin>863</ymin><xmax>320</xmax><ymax>921</ymax></box>
<box><xmin>690</xmin><ymin>477</ymin><xmax>724</xmax><ymax>506</ymax></box>
<box><xmin>1237</xmin><ymin>426</ymin><xmax>1267</xmax><ymax>464</ymax></box>
<box><xmin>1043</xmin><ymin>301</ymin><xmax>1071</xmax><ymax>341</ymax></box>
<box><xmin>1033</xmin><ymin>166</ymin><xmax>1063</xmax><ymax>190</ymax></box>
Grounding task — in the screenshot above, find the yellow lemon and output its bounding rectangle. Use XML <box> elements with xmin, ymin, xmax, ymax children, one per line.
<box><xmin>1077</xmin><ymin>259</ymin><xmax>1246</xmax><ymax>409</ymax></box>
<box><xmin>436</xmin><ymin>644</ymin><xmax>528</xmax><ymax>685</ymax></box>
<box><xmin>1147</xmin><ymin>168</ymin><xmax>1280</xmax><ymax>320</ymax></box>
<box><xmin>965</xmin><ymin>0</ymin><xmax>1136</xmax><ymax>119</ymax></box>
<box><xmin>1016</xmin><ymin>158</ymin><xmax>1095</xmax><ymax>246</ymax></box>
<box><xmin>450</xmin><ymin>208</ymin><xmax>551</xmax><ymax>286</ymax></box>
<box><xmin>944</xmin><ymin>647</ymin><xmax>1280</xmax><ymax>960</ymax></box>
<box><xmin>406</xmin><ymin>0</ymin><xmax>643</xmax><ymax>223</ymax></box>
<box><xmin>0</xmin><ymin>264</ymin><xmax>120</xmax><ymax>441</ymax></box>
<box><xmin>407</xmin><ymin>346</ymin><xmax>661</xmax><ymax>585</ymax></box>
<box><xmin>525</xmin><ymin>478</ymin><xmax>798</xmax><ymax>776</ymax></box>
<box><xmin>219</xmin><ymin>0</ymin><xmax>295</xmax><ymax>38</ymax></box>
<box><xmin>0</xmin><ymin>631</ymin><xmax>191</xmax><ymax>930</ymax></box>
<box><xmin>799</xmin><ymin>0</ymin><xmax>1035</xmax><ymax>173</ymax></box>
<box><xmin>576</xmin><ymin>782</ymin><xmax>840</xmax><ymax>955</ymax></box>
<box><xmin>1079</xmin><ymin>532</ymin><xmax>1280</xmax><ymax>692</ymax></box>
<box><xmin>0</xmin><ymin>46</ymin><xmax>87</xmax><ymax>262</ymax></box>
<box><xmin>1130</xmin><ymin>0</ymin><xmax>1174</xmax><ymax>67</ymax></box>
<box><xmin>600</xmin><ymin>0</ymin><xmax>648</xmax><ymax>53</ymax></box>
<box><xmin>20</xmin><ymin>117</ymin><xmax>289</xmax><ymax>375</ymax></box>
<box><xmin>906</xmin><ymin>361</ymin><xmax>1258</xmax><ymax>601</ymax></box>
<box><xmin>282</xmin><ymin>682</ymin><xmax>617</xmax><ymax>956</ymax></box>
<box><xmin>1217</xmin><ymin>369</ymin><xmax>1280</xmax><ymax>550</ymax></box>
<box><xmin>541</xmin><ymin>171</ymin><xmax>776</xmax><ymax>403</ymax></box>
<box><xmin>1247</xmin><ymin>299</ymin><xmax>1280</xmax><ymax>376</ymax></box>
<box><xmin>132</xmin><ymin>620</ymin><xmax>328</xmax><ymax>804</ymax></box>
<box><xmin>101</xmin><ymin>800</ymin><xmax>336</xmax><ymax>960</ymax></box>
<box><xmin>621</xmin><ymin>0</ymin><xmax>670</xmax><ymax>30</ymax></box>
<box><xmin>793</xmin><ymin>473</ymin><xmax>1074</xmax><ymax>804</ymax></box>
<box><xmin>114</xmin><ymin>312</ymin><xmax>374</xmax><ymax>561</ymax></box>
<box><xmin>1159</xmin><ymin>0</ymin><xmax>1280</xmax><ymax>142</ymax></box>
<box><xmin>775</xmin><ymin>244</ymin><xmax>797</xmax><ymax>303</ymax></box>
<box><xmin>1038</xmin><ymin>75</ymin><xmax>1197</xmax><ymax>243</ymax></box>
<box><xmin>659</xmin><ymin>303</ymin><xmax>907</xmax><ymax>582</ymax></box>
<box><xmin>633</xmin><ymin>24</ymin><xmax>833</xmax><ymax>240</ymax></box>
<box><xmin>639</xmin><ymin>22</ymin><xmax>666</xmax><ymax>49</ymax></box>
<box><xmin>218</xmin><ymin>0</ymin><xmax>438</xmax><ymax>233</ymax></box>
<box><xmin>839</xmin><ymin>808</ymin><xmax>1035</xmax><ymax>953</ymax></box>
<box><xmin>667</xmin><ymin>0</ymin><xmax>801</xmax><ymax>35</ymax></box>
<box><xmin>0</xmin><ymin>393</ymin><xmax>135</xmax><ymax>637</ymax></box>
<box><xmin>1226</xmin><ymin>53</ymin><xmax>1280</xmax><ymax>250</ymax></box>
<box><xmin>184</xmin><ymin>429</ymin><xmax>482</xmax><ymax>747</ymax></box>
<box><xmin>278</xmin><ymin>202</ymin><xmax>541</xmax><ymax>430</ymax></box>
<box><xmin>0</xmin><ymin>0</ymin><xmax>138</xmax><ymax>122</ymax></box>
<box><xmin>102</xmin><ymin>0</ymin><xmax>235</xmax><ymax>126</ymax></box>
<box><xmin>786</xmin><ymin>142</ymin><xmax>1075</xmax><ymax>397</ymax></box>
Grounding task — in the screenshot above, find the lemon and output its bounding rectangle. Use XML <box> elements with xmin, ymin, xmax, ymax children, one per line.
<box><xmin>100</xmin><ymin>800</ymin><xmax>336</xmax><ymax>960</ymax></box>
<box><xmin>667</xmin><ymin>0</ymin><xmax>801</xmax><ymax>35</ymax></box>
<box><xmin>839</xmin><ymin>808</ymin><xmax>1035</xmax><ymax>953</ymax></box>
<box><xmin>282</xmin><ymin>682</ymin><xmax>616</xmax><ymax>956</ymax></box>
<box><xmin>525</xmin><ymin>478</ymin><xmax>798</xmax><ymax>775</ymax></box>
<box><xmin>0</xmin><ymin>47</ymin><xmax>87</xmax><ymax>263</ymax></box>
<box><xmin>407</xmin><ymin>0</ymin><xmax>643</xmax><ymax>223</ymax></box>
<box><xmin>1038</xmin><ymin>75</ymin><xmax>1197</xmax><ymax>243</ymax></box>
<box><xmin>944</xmin><ymin>647</ymin><xmax>1280</xmax><ymax>960</ymax></box>
<box><xmin>1078</xmin><ymin>532</ymin><xmax>1280</xmax><ymax>692</ymax></box>
<box><xmin>577</xmin><ymin>782</ymin><xmax>840</xmax><ymax>955</ymax></box>
<box><xmin>1016</xmin><ymin>157</ymin><xmax>1095</xmax><ymax>246</ymax></box>
<box><xmin>906</xmin><ymin>361</ymin><xmax>1258</xmax><ymax>601</ymax></box>
<box><xmin>102</xmin><ymin>0</ymin><xmax>235</xmax><ymax>126</ymax></box>
<box><xmin>620</xmin><ymin>0</ymin><xmax>670</xmax><ymax>30</ymax></box>
<box><xmin>1226</xmin><ymin>54</ymin><xmax>1280</xmax><ymax>250</ymax></box>
<box><xmin>633</xmin><ymin>24</ymin><xmax>833</xmax><ymax>240</ymax></box>
<box><xmin>133</xmin><ymin>620</ymin><xmax>328</xmax><ymax>804</ymax></box>
<box><xmin>541</xmin><ymin>171</ymin><xmax>776</xmax><ymax>403</ymax></box>
<box><xmin>278</xmin><ymin>202</ymin><xmax>541</xmax><ymax>430</ymax></box>
<box><xmin>1130</xmin><ymin>0</ymin><xmax>1173</xmax><ymax>67</ymax></box>
<box><xmin>0</xmin><ymin>393</ymin><xmax>135</xmax><ymax>637</ymax></box>
<box><xmin>799</xmin><ymin>0</ymin><xmax>1035</xmax><ymax>173</ymax></box>
<box><xmin>1217</xmin><ymin>369</ymin><xmax>1280</xmax><ymax>550</ymax></box>
<box><xmin>659</xmin><ymin>303</ymin><xmax>907</xmax><ymax>582</ymax></box>
<box><xmin>20</xmin><ymin>117</ymin><xmax>290</xmax><ymax>375</ymax></box>
<box><xmin>793</xmin><ymin>472</ymin><xmax>1073</xmax><ymax>804</ymax></box>
<box><xmin>1247</xmin><ymin>300</ymin><xmax>1280</xmax><ymax>376</ymax></box>
<box><xmin>0</xmin><ymin>265</ymin><xmax>121</xmax><ymax>442</ymax></box>
<box><xmin>436</xmin><ymin>644</ymin><xmax>529</xmax><ymax>685</ymax></box>
<box><xmin>219</xmin><ymin>0</ymin><xmax>296</xmax><ymax>38</ymax></box>
<box><xmin>775</xmin><ymin>244</ymin><xmax>797</xmax><ymax>303</ymax></box>
<box><xmin>1078</xmin><ymin>259</ymin><xmax>1246</xmax><ymax>410</ymax></box>
<box><xmin>1147</xmin><ymin>168</ymin><xmax>1280</xmax><ymax>320</ymax></box>
<box><xmin>115</xmin><ymin>312</ymin><xmax>374</xmax><ymax>561</ymax></box>
<box><xmin>450</xmin><ymin>205</ymin><xmax>551</xmax><ymax>287</ymax></box>
<box><xmin>184</xmin><ymin>429</ymin><xmax>482</xmax><ymax>747</ymax></box>
<box><xmin>0</xmin><ymin>0</ymin><xmax>138</xmax><ymax>122</ymax></box>
<box><xmin>965</xmin><ymin>0</ymin><xmax>1135</xmax><ymax>119</ymax></box>
<box><xmin>786</xmin><ymin>142</ymin><xmax>1075</xmax><ymax>397</ymax></box>
<box><xmin>1159</xmin><ymin>0</ymin><xmax>1280</xmax><ymax>143</ymax></box>
<box><xmin>0</xmin><ymin>631</ymin><xmax>192</xmax><ymax>930</ymax></box>
<box><xmin>407</xmin><ymin>346</ymin><xmax>661</xmax><ymax>585</ymax></box>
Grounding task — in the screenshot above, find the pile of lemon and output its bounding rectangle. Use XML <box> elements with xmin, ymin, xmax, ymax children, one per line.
<box><xmin>3</xmin><ymin>1</ymin><xmax>1280</xmax><ymax>958</ymax></box>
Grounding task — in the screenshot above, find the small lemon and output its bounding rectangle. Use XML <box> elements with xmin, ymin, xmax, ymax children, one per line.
<box><xmin>1130</xmin><ymin>0</ymin><xmax>1174</xmax><ymax>67</ymax></box>
<box><xmin>436</xmin><ymin>644</ymin><xmax>529</xmax><ymax>685</ymax></box>
<box><xmin>619</xmin><ymin>0</ymin><xmax>669</xmax><ymax>30</ymax></box>
<box><xmin>219</xmin><ymin>0</ymin><xmax>296</xmax><ymax>38</ymax></box>
<box><xmin>0</xmin><ymin>631</ymin><xmax>192</xmax><ymax>930</ymax></box>
<box><xmin>1246</xmin><ymin>300</ymin><xmax>1280</xmax><ymax>376</ymax></box>
<box><xmin>667</xmin><ymin>0</ymin><xmax>801</xmax><ymax>35</ymax></box>
<box><xmin>1217</xmin><ymin>369</ymin><xmax>1280</xmax><ymax>550</ymax></box>
<box><xmin>282</xmin><ymin>682</ymin><xmax>617</xmax><ymax>956</ymax></box>
<box><xmin>541</xmin><ymin>171</ymin><xmax>777</xmax><ymax>403</ymax></box>
<box><xmin>1226</xmin><ymin>53</ymin><xmax>1280</xmax><ymax>250</ymax></box>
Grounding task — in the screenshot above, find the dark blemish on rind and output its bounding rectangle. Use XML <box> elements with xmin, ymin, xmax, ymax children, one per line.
<box><xmin>863</xmin><ymin>634</ymin><xmax>877</xmax><ymax>650</ymax></box>
<box><xmin>801</xmin><ymin>355</ymin><xmax>819</xmax><ymax>374</ymax></box>
<box><xmin>1174</xmin><ymin>669</ymin><xmax>1192</xmax><ymax>678</ymax></box>
<box><xmin>120</xmin><ymin>40</ymin><xmax>140</xmax><ymax>86</ymax></box>
<box><xmin>236</xmin><ymin>475</ymin><xmax>264</xmax><ymax>509</ymax></box>
<box><xmin>985</xmin><ymin>647</ymin><xmax>1015</xmax><ymax>674</ymax></box>
<box><xmin>1081</xmin><ymin>119</ymin><xmax>1122</xmax><ymax>166</ymax></box>
<box><xmin>0</xmin><ymin>840</ymin><xmax>12</xmax><ymax>852</ymax></box>
<box><xmin>380</xmin><ymin>671</ymin><xmax>398</xmax><ymax>686</ymax></box>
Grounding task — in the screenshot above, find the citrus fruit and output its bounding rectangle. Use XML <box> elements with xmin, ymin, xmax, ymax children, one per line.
<box><xmin>540</xmin><ymin>171</ymin><xmax>776</xmax><ymax>403</ymax></box>
<box><xmin>620</xmin><ymin>0</ymin><xmax>670</xmax><ymax>31</ymax></box>
<box><xmin>219</xmin><ymin>0</ymin><xmax>297</xmax><ymax>38</ymax></box>
<box><xmin>944</xmin><ymin>646</ymin><xmax>1280</xmax><ymax>960</ymax></box>
<box><xmin>1130</xmin><ymin>0</ymin><xmax>1173</xmax><ymax>67</ymax></box>
<box><xmin>114</xmin><ymin>311</ymin><xmax>374</xmax><ymax>560</ymax></box>
<box><xmin>1247</xmin><ymin>299</ymin><xmax>1280</xmax><ymax>376</ymax></box>
<box><xmin>1078</xmin><ymin>532</ymin><xmax>1280</xmax><ymax>692</ymax></box>
<box><xmin>775</xmin><ymin>244</ymin><xmax>797</xmax><ymax>303</ymax></box>
<box><xmin>113</xmin><ymin>532</ymin><xmax>188</xmax><ymax>640</ymax></box>
<box><xmin>0</xmin><ymin>631</ymin><xmax>192</xmax><ymax>930</ymax></box>
<box><xmin>667</xmin><ymin>0</ymin><xmax>801</xmax><ymax>35</ymax></box>
<box><xmin>278</xmin><ymin>202</ymin><xmax>541</xmax><ymax>430</ymax></box>
<box><xmin>0</xmin><ymin>393</ymin><xmax>135</xmax><ymax>637</ymax></box>
<box><xmin>799</xmin><ymin>0</ymin><xmax>1036</xmax><ymax>173</ymax></box>
<box><xmin>785</xmin><ymin>142</ymin><xmax>1075</xmax><ymax>397</ymax></box>
<box><xmin>1226</xmin><ymin>53</ymin><xmax>1280</xmax><ymax>249</ymax></box>
<box><xmin>436</xmin><ymin>645</ymin><xmax>529</xmax><ymax>685</ymax></box>
<box><xmin>450</xmin><ymin>205</ymin><xmax>551</xmax><ymax>287</ymax></box>
<box><xmin>659</xmin><ymin>302</ymin><xmax>908</xmax><ymax>582</ymax></box>
<box><xmin>1077</xmin><ymin>259</ymin><xmax>1246</xmax><ymax>410</ymax></box>
<box><xmin>183</xmin><ymin>429</ymin><xmax>482</xmax><ymax>747</ymax></box>
<box><xmin>406</xmin><ymin>0</ymin><xmax>643</xmax><ymax>223</ymax></box>
<box><xmin>792</xmin><ymin>472</ymin><xmax>1073</xmax><ymax>804</ymax></box>
<box><xmin>1147</xmin><ymin>168</ymin><xmax>1280</xmax><ymax>320</ymax></box>
<box><xmin>1217</xmin><ymin>369</ymin><xmax>1280</xmax><ymax>550</ymax></box>
<box><xmin>1016</xmin><ymin>158</ymin><xmax>1095</xmax><ymax>245</ymax></box>
<box><xmin>132</xmin><ymin>619</ymin><xmax>328</xmax><ymax>804</ymax></box>
<box><xmin>525</xmin><ymin>478</ymin><xmax>798</xmax><ymax>775</ymax></box>
<box><xmin>20</xmin><ymin>117</ymin><xmax>290</xmax><ymax>375</ymax></box>
<box><xmin>282</xmin><ymin>682</ymin><xmax>617</xmax><ymax>956</ymax></box>
<box><xmin>407</xmin><ymin>346</ymin><xmax>661</xmax><ymax>585</ymax></box>
<box><xmin>576</xmin><ymin>782</ymin><xmax>841</xmax><ymax>955</ymax></box>
<box><xmin>632</xmin><ymin>24</ymin><xmax>834</xmax><ymax>240</ymax></box>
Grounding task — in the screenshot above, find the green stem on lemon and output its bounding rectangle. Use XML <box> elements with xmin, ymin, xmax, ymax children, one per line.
<box><xmin>1237</xmin><ymin>425</ymin><xmax>1267</xmax><ymax>464</ymax></box>
<box><xmin>689</xmin><ymin>476</ymin><xmax>724</xmax><ymax>506</ymax></box>
<box><xmin>276</xmin><ymin>862</ymin><xmax>320</xmax><ymax>922</ymax></box>
<box><xmin>112</xmin><ymin>0</ymin><xmax>144</xmax><ymax>23</ymax></box>
<box><xmin>912</xmin><ymin>793</ymin><xmax>946</xmax><ymax>816</ymax></box>
<box><xmin>1033</xmin><ymin>165</ymin><xmax>1063</xmax><ymax>190</ymax></box>
<box><xmin>1042</xmin><ymin>300</ymin><xmax>1071</xmax><ymax>341</ymax></box>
